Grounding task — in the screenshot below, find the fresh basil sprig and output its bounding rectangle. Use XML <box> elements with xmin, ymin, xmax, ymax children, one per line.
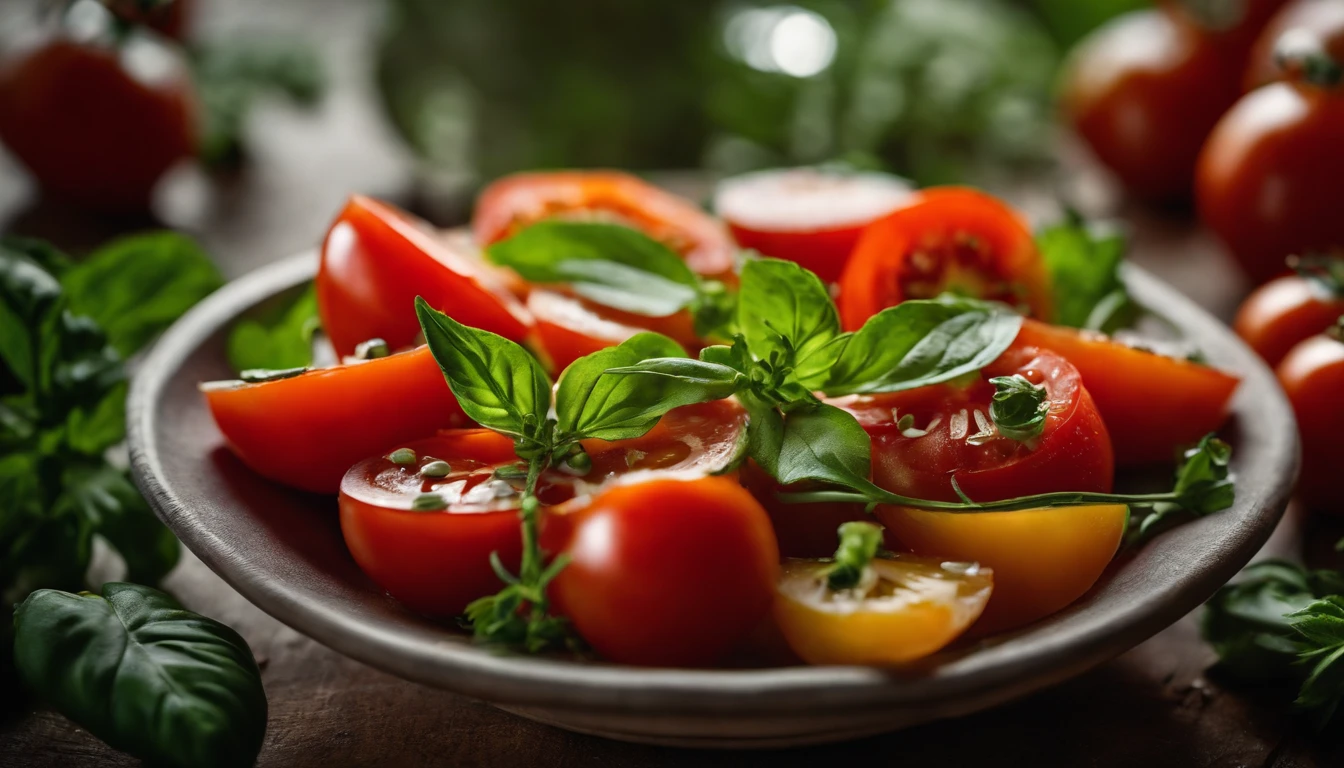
<box><xmin>13</xmin><ymin>584</ymin><xmax>267</xmax><ymax>768</ymax></box>
<box><xmin>1037</xmin><ymin>211</ymin><xmax>1135</xmax><ymax>333</ymax></box>
<box><xmin>486</xmin><ymin>221</ymin><xmax>737</xmax><ymax>338</ymax></box>
<box><xmin>988</xmin><ymin>374</ymin><xmax>1049</xmax><ymax>443</ymax></box>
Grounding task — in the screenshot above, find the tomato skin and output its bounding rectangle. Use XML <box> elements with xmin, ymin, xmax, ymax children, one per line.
<box><xmin>1016</xmin><ymin>320</ymin><xmax>1239</xmax><ymax>463</ymax></box>
<box><xmin>728</xmin><ymin>225</ymin><xmax>866</xmax><ymax>285</ymax></box>
<box><xmin>1196</xmin><ymin>82</ymin><xmax>1344</xmax><ymax>284</ymax></box>
<box><xmin>548</xmin><ymin>477</ymin><xmax>780</xmax><ymax>667</ymax></box>
<box><xmin>317</xmin><ymin>197</ymin><xmax>532</xmax><ymax>358</ymax></box>
<box><xmin>837</xmin><ymin>187</ymin><xmax>1051</xmax><ymax>330</ymax></box>
<box><xmin>527</xmin><ymin>290</ymin><xmax>699</xmax><ymax>374</ymax></box>
<box><xmin>1244</xmin><ymin>0</ymin><xmax>1344</xmax><ymax>89</ymax></box>
<box><xmin>874</xmin><ymin>505</ymin><xmax>1128</xmax><ymax>634</ymax></box>
<box><xmin>1276</xmin><ymin>333</ymin><xmax>1344</xmax><ymax>510</ymax></box>
<box><xmin>0</xmin><ymin>38</ymin><xmax>196</xmax><ymax>212</ymax></box>
<box><xmin>1062</xmin><ymin>10</ymin><xmax>1241</xmax><ymax>203</ymax></box>
<box><xmin>205</xmin><ymin>346</ymin><xmax>469</xmax><ymax>494</ymax></box>
<box><xmin>740</xmin><ymin>461</ymin><xmax>868</xmax><ymax>559</ymax></box>
<box><xmin>1235</xmin><ymin>275</ymin><xmax>1344</xmax><ymax>366</ymax></box>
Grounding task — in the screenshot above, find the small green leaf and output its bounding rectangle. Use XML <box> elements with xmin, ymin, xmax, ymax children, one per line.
<box><xmin>54</xmin><ymin>462</ymin><xmax>179</xmax><ymax>585</ymax></box>
<box><xmin>226</xmin><ymin>284</ymin><xmax>320</xmax><ymax>373</ymax></box>
<box><xmin>988</xmin><ymin>374</ymin><xmax>1048</xmax><ymax>443</ymax></box>
<box><xmin>13</xmin><ymin>584</ymin><xmax>267</xmax><ymax>768</ymax></box>
<box><xmin>737</xmin><ymin>258</ymin><xmax>840</xmax><ymax>386</ymax></box>
<box><xmin>416</xmin><ymin>297</ymin><xmax>551</xmax><ymax>441</ymax></box>
<box><xmin>772</xmin><ymin>403</ymin><xmax>881</xmax><ymax>492</ymax></box>
<box><xmin>0</xmin><ymin>240</ymin><xmax>66</xmax><ymax>391</ymax></box>
<box><xmin>1037</xmin><ymin>212</ymin><xmax>1133</xmax><ymax>331</ymax></box>
<box><xmin>740</xmin><ymin>390</ymin><xmax>784</xmax><ymax>479</ymax></box>
<box><xmin>825</xmin><ymin>521</ymin><xmax>884</xmax><ymax>591</ymax></box>
<box><xmin>1202</xmin><ymin>560</ymin><xmax>1323</xmax><ymax>682</ymax></box>
<box><xmin>823</xmin><ymin>296</ymin><xmax>1022</xmax><ymax>396</ymax></box>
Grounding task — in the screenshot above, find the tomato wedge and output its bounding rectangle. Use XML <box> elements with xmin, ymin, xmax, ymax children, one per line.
<box><xmin>1016</xmin><ymin>319</ymin><xmax>1240</xmax><ymax>463</ymax></box>
<box><xmin>473</xmin><ymin>171</ymin><xmax>737</xmax><ymax>277</ymax></box>
<box><xmin>340</xmin><ymin>400</ymin><xmax>748</xmax><ymax>618</ymax></box>
<box><xmin>714</xmin><ymin>168</ymin><xmax>913</xmax><ymax>283</ymax></box>
<box><xmin>773</xmin><ymin>555</ymin><xmax>994</xmax><ymax>665</ymax></box>
<box><xmin>527</xmin><ymin>290</ymin><xmax>700</xmax><ymax>374</ymax></box>
<box><xmin>205</xmin><ymin>346</ymin><xmax>469</xmax><ymax>494</ymax></box>
<box><xmin>838</xmin><ymin>187</ymin><xmax>1052</xmax><ymax>330</ymax></box>
<box><xmin>318</xmin><ymin>196</ymin><xmax>532</xmax><ymax>357</ymax></box>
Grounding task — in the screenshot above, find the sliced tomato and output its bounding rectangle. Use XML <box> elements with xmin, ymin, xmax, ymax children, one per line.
<box><xmin>714</xmin><ymin>168</ymin><xmax>913</xmax><ymax>283</ymax></box>
<box><xmin>772</xmin><ymin>555</ymin><xmax>994</xmax><ymax>665</ymax></box>
<box><xmin>527</xmin><ymin>289</ymin><xmax>700</xmax><ymax>374</ymax></box>
<box><xmin>1016</xmin><ymin>319</ymin><xmax>1240</xmax><ymax>463</ymax></box>
<box><xmin>473</xmin><ymin>171</ymin><xmax>737</xmax><ymax>278</ymax></box>
<box><xmin>873</xmin><ymin>505</ymin><xmax>1128</xmax><ymax>634</ymax></box>
<box><xmin>341</xmin><ymin>400</ymin><xmax>748</xmax><ymax>618</ymax></box>
<box><xmin>317</xmin><ymin>196</ymin><xmax>532</xmax><ymax>358</ymax></box>
<box><xmin>205</xmin><ymin>346</ymin><xmax>469</xmax><ymax>494</ymax></box>
<box><xmin>837</xmin><ymin>187</ymin><xmax>1052</xmax><ymax>330</ymax></box>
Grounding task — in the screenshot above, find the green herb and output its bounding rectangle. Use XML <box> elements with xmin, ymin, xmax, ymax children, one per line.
<box><xmin>227</xmin><ymin>284</ymin><xmax>320</xmax><ymax>373</ymax></box>
<box><xmin>737</xmin><ymin>258</ymin><xmax>843</xmax><ymax>388</ymax></box>
<box><xmin>13</xmin><ymin>584</ymin><xmax>267</xmax><ymax>768</ymax></box>
<box><xmin>1036</xmin><ymin>211</ymin><xmax>1134</xmax><ymax>332</ymax></box>
<box><xmin>411</xmin><ymin>493</ymin><xmax>447</xmax><ymax>511</ymax></box>
<box><xmin>988</xmin><ymin>374</ymin><xmax>1049</xmax><ymax>443</ymax></box>
<box><xmin>825</xmin><ymin>521</ymin><xmax>884</xmax><ymax>591</ymax></box>
<box><xmin>387</xmin><ymin>448</ymin><xmax>417</xmax><ymax>465</ymax></box>
<box><xmin>486</xmin><ymin>221</ymin><xmax>737</xmax><ymax>339</ymax></box>
<box><xmin>420</xmin><ymin>460</ymin><xmax>451</xmax><ymax>478</ymax></box>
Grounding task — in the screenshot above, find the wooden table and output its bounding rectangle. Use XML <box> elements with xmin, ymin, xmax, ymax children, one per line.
<box><xmin>3</xmin><ymin>1</ymin><xmax>1343</xmax><ymax>765</ymax></box>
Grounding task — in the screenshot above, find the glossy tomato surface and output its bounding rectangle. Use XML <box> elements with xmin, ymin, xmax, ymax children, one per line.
<box><xmin>1235</xmin><ymin>273</ymin><xmax>1344</xmax><ymax>366</ymax></box>
<box><xmin>714</xmin><ymin>168</ymin><xmax>913</xmax><ymax>283</ymax></box>
<box><xmin>837</xmin><ymin>187</ymin><xmax>1051</xmax><ymax>330</ymax></box>
<box><xmin>527</xmin><ymin>290</ymin><xmax>700</xmax><ymax>374</ymax></box>
<box><xmin>0</xmin><ymin>37</ymin><xmax>195</xmax><ymax>211</ymax></box>
<box><xmin>1276</xmin><ymin>330</ymin><xmax>1344</xmax><ymax>510</ymax></box>
<box><xmin>206</xmin><ymin>346</ymin><xmax>469</xmax><ymax>494</ymax></box>
<box><xmin>1197</xmin><ymin>81</ymin><xmax>1344</xmax><ymax>283</ymax></box>
<box><xmin>1062</xmin><ymin>10</ymin><xmax>1241</xmax><ymax>203</ymax></box>
<box><xmin>1016</xmin><ymin>320</ymin><xmax>1240</xmax><ymax>463</ymax></box>
<box><xmin>1244</xmin><ymin>0</ymin><xmax>1344</xmax><ymax>88</ymax></box>
<box><xmin>547</xmin><ymin>477</ymin><xmax>779</xmax><ymax>667</ymax></box>
<box><xmin>318</xmin><ymin>197</ymin><xmax>532</xmax><ymax>357</ymax></box>
<box><xmin>473</xmin><ymin>171</ymin><xmax>736</xmax><ymax>277</ymax></box>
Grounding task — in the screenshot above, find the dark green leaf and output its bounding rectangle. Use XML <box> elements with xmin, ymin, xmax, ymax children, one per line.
<box><xmin>823</xmin><ymin>297</ymin><xmax>1022</xmax><ymax>396</ymax></box>
<box><xmin>415</xmin><ymin>297</ymin><xmax>551</xmax><ymax>440</ymax></box>
<box><xmin>54</xmin><ymin>462</ymin><xmax>179</xmax><ymax>585</ymax></box>
<box><xmin>988</xmin><ymin>374</ymin><xmax>1048</xmax><ymax>443</ymax></box>
<box><xmin>771</xmin><ymin>403</ymin><xmax>881</xmax><ymax>494</ymax></box>
<box><xmin>1202</xmin><ymin>560</ymin><xmax>1323</xmax><ymax>681</ymax></box>
<box><xmin>1037</xmin><ymin>212</ymin><xmax>1133</xmax><ymax>331</ymax></box>
<box><xmin>13</xmin><ymin>584</ymin><xmax>267</xmax><ymax>768</ymax></box>
<box><xmin>0</xmin><ymin>241</ymin><xmax>65</xmax><ymax>391</ymax></box>
<box><xmin>226</xmin><ymin>284</ymin><xmax>320</xmax><ymax>372</ymax></box>
<box><xmin>1291</xmin><ymin>596</ymin><xmax>1344</xmax><ymax>724</ymax></box>
<box><xmin>1135</xmin><ymin>434</ymin><xmax>1235</xmax><ymax>540</ymax></box>
<box><xmin>65</xmin><ymin>382</ymin><xmax>128</xmax><ymax>456</ymax></box>
<box><xmin>740</xmin><ymin>390</ymin><xmax>784</xmax><ymax>479</ymax></box>
<box><xmin>737</xmin><ymin>258</ymin><xmax>840</xmax><ymax>386</ymax></box>
<box><xmin>61</xmin><ymin>232</ymin><xmax>223</xmax><ymax>357</ymax></box>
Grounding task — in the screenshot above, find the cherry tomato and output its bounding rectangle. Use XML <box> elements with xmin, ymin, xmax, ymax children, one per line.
<box><xmin>1276</xmin><ymin>325</ymin><xmax>1344</xmax><ymax>510</ymax></box>
<box><xmin>317</xmin><ymin>197</ymin><xmax>533</xmax><ymax>358</ymax></box>
<box><xmin>0</xmin><ymin>36</ymin><xmax>196</xmax><ymax>212</ymax></box>
<box><xmin>772</xmin><ymin>555</ymin><xmax>993</xmax><ymax>665</ymax></box>
<box><xmin>341</xmin><ymin>400</ymin><xmax>749</xmax><ymax>618</ymax></box>
<box><xmin>1196</xmin><ymin>74</ymin><xmax>1344</xmax><ymax>283</ymax></box>
<box><xmin>547</xmin><ymin>477</ymin><xmax>779</xmax><ymax>667</ymax></box>
<box><xmin>473</xmin><ymin>171</ymin><xmax>737</xmax><ymax>278</ymax></box>
<box><xmin>1162</xmin><ymin>0</ymin><xmax>1293</xmax><ymax>65</ymax></box>
<box><xmin>837</xmin><ymin>188</ymin><xmax>1051</xmax><ymax>331</ymax></box>
<box><xmin>527</xmin><ymin>290</ymin><xmax>700</xmax><ymax>374</ymax></box>
<box><xmin>1234</xmin><ymin>270</ymin><xmax>1344</xmax><ymax>366</ymax></box>
<box><xmin>740</xmin><ymin>462</ymin><xmax>869</xmax><ymax>559</ymax></box>
<box><xmin>1244</xmin><ymin>0</ymin><xmax>1344</xmax><ymax>89</ymax></box>
<box><xmin>205</xmin><ymin>346</ymin><xmax>469</xmax><ymax>494</ymax></box>
<box><xmin>714</xmin><ymin>168</ymin><xmax>913</xmax><ymax>283</ymax></box>
<box><xmin>1062</xmin><ymin>10</ymin><xmax>1241</xmax><ymax>203</ymax></box>
<box><xmin>874</xmin><ymin>505</ymin><xmax>1128</xmax><ymax>633</ymax></box>
<box><xmin>1016</xmin><ymin>320</ymin><xmax>1240</xmax><ymax>463</ymax></box>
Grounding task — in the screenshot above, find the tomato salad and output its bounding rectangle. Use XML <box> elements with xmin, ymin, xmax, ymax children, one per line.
<box><xmin>204</xmin><ymin>169</ymin><xmax>1241</xmax><ymax>668</ymax></box>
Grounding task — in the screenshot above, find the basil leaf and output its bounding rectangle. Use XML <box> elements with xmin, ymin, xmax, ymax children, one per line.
<box><xmin>593</xmin><ymin>356</ymin><xmax>743</xmax><ymax>438</ymax></box>
<box><xmin>227</xmin><ymin>284</ymin><xmax>320</xmax><ymax>372</ymax></box>
<box><xmin>739</xmin><ymin>391</ymin><xmax>784</xmax><ymax>479</ymax></box>
<box><xmin>823</xmin><ymin>297</ymin><xmax>1022</xmax><ymax>396</ymax></box>
<box><xmin>13</xmin><ymin>584</ymin><xmax>267</xmax><ymax>768</ymax></box>
<box><xmin>1289</xmin><ymin>596</ymin><xmax>1344</xmax><ymax>725</ymax></box>
<box><xmin>772</xmin><ymin>403</ymin><xmax>879</xmax><ymax>491</ymax></box>
<box><xmin>1203</xmin><ymin>560</ymin><xmax>1323</xmax><ymax>681</ymax></box>
<box><xmin>0</xmin><ymin>240</ymin><xmax>65</xmax><ymax>391</ymax></box>
<box><xmin>416</xmin><ymin>297</ymin><xmax>551</xmax><ymax>440</ymax></box>
<box><xmin>65</xmin><ymin>382</ymin><xmax>129</xmax><ymax>456</ymax></box>
<box><xmin>737</xmin><ymin>258</ymin><xmax>840</xmax><ymax>385</ymax></box>
<box><xmin>988</xmin><ymin>374</ymin><xmax>1048</xmax><ymax>443</ymax></box>
<box><xmin>556</xmin><ymin>332</ymin><xmax>714</xmax><ymax>442</ymax></box>
<box><xmin>1135</xmin><ymin>434</ymin><xmax>1235</xmax><ymax>541</ymax></box>
<box><xmin>1037</xmin><ymin>214</ymin><xmax>1133</xmax><ymax>332</ymax></box>
<box><xmin>61</xmin><ymin>232</ymin><xmax>223</xmax><ymax>357</ymax></box>
<box><xmin>55</xmin><ymin>462</ymin><xmax>179</xmax><ymax>585</ymax></box>
<box><xmin>488</xmin><ymin>222</ymin><xmax>700</xmax><ymax>317</ymax></box>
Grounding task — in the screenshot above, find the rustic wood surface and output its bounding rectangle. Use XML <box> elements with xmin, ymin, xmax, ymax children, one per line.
<box><xmin>4</xmin><ymin>1</ymin><xmax>1344</xmax><ymax>765</ymax></box>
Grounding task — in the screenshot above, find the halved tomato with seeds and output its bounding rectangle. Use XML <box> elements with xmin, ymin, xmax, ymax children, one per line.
<box><xmin>837</xmin><ymin>188</ymin><xmax>1052</xmax><ymax>330</ymax></box>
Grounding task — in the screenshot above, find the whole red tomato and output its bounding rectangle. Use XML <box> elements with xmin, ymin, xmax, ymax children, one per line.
<box><xmin>1244</xmin><ymin>0</ymin><xmax>1344</xmax><ymax>89</ymax></box>
<box><xmin>0</xmin><ymin>35</ymin><xmax>196</xmax><ymax>212</ymax></box>
<box><xmin>1234</xmin><ymin>259</ymin><xmax>1344</xmax><ymax>365</ymax></box>
<box><xmin>1276</xmin><ymin>320</ymin><xmax>1344</xmax><ymax>509</ymax></box>
<box><xmin>547</xmin><ymin>477</ymin><xmax>780</xmax><ymax>667</ymax></box>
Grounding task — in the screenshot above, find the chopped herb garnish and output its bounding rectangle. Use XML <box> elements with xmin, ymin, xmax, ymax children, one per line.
<box><xmin>387</xmin><ymin>448</ymin><xmax>417</xmax><ymax>465</ymax></box>
<box><xmin>419</xmin><ymin>460</ymin><xmax>451</xmax><ymax>478</ymax></box>
<box><xmin>410</xmin><ymin>493</ymin><xmax>448</xmax><ymax>511</ymax></box>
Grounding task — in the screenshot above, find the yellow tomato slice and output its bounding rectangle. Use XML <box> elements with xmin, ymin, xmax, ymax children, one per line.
<box><xmin>875</xmin><ymin>504</ymin><xmax>1128</xmax><ymax>634</ymax></box>
<box><xmin>773</xmin><ymin>555</ymin><xmax>993</xmax><ymax>666</ymax></box>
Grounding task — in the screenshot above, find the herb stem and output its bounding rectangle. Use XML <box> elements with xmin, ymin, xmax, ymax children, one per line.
<box><xmin>778</xmin><ymin>488</ymin><xmax>1184</xmax><ymax>513</ymax></box>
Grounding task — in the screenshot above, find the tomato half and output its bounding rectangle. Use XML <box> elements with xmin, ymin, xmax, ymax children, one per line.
<box><xmin>773</xmin><ymin>555</ymin><xmax>993</xmax><ymax>665</ymax></box>
<box><xmin>1244</xmin><ymin>0</ymin><xmax>1344</xmax><ymax>89</ymax></box>
<box><xmin>714</xmin><ymin>168</ymin><xmax>913</xmax><ymax>283</ymax></box>
<box><xmin>837</xmin><ymin>187</ymin><xmax>1051</xmax><ymax>331</ymax></box>
<box><xmin>1016</xmin><ymin>320</ymin><xmax>1240</xmax><ymax>463</ymax></box>
<box><xmin>317</xmin><ymin>197</ymin><xmax>532</xmax><ymax>358</ymax></box>
<box><xmin>1276</xmin><ymin>328</ymin><xmax>1344</xmax><ymax>510</ymax></box>
<box><xmin>473</xmin><ymin>171</ymin><xmax>737</xmax><ymax>278</ymax></box>
<box><xmin>547</xmin><ymin>476</ymin><xmax>779</xmax><ymax>667</ymax></box>
<box><xmin>527</xmin><ymin>290</ymin><xmax>700</xmax><ymax>374</ymax></box>
<box><xmin>1235</xmin><ymin>272</ymin><xmax>1344</xmax><ymax>366</ymax></box>
<box><xmin>205</xmin><ymin>346</ymin><xmax>469</xmax><ymax>494</ymax></box>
